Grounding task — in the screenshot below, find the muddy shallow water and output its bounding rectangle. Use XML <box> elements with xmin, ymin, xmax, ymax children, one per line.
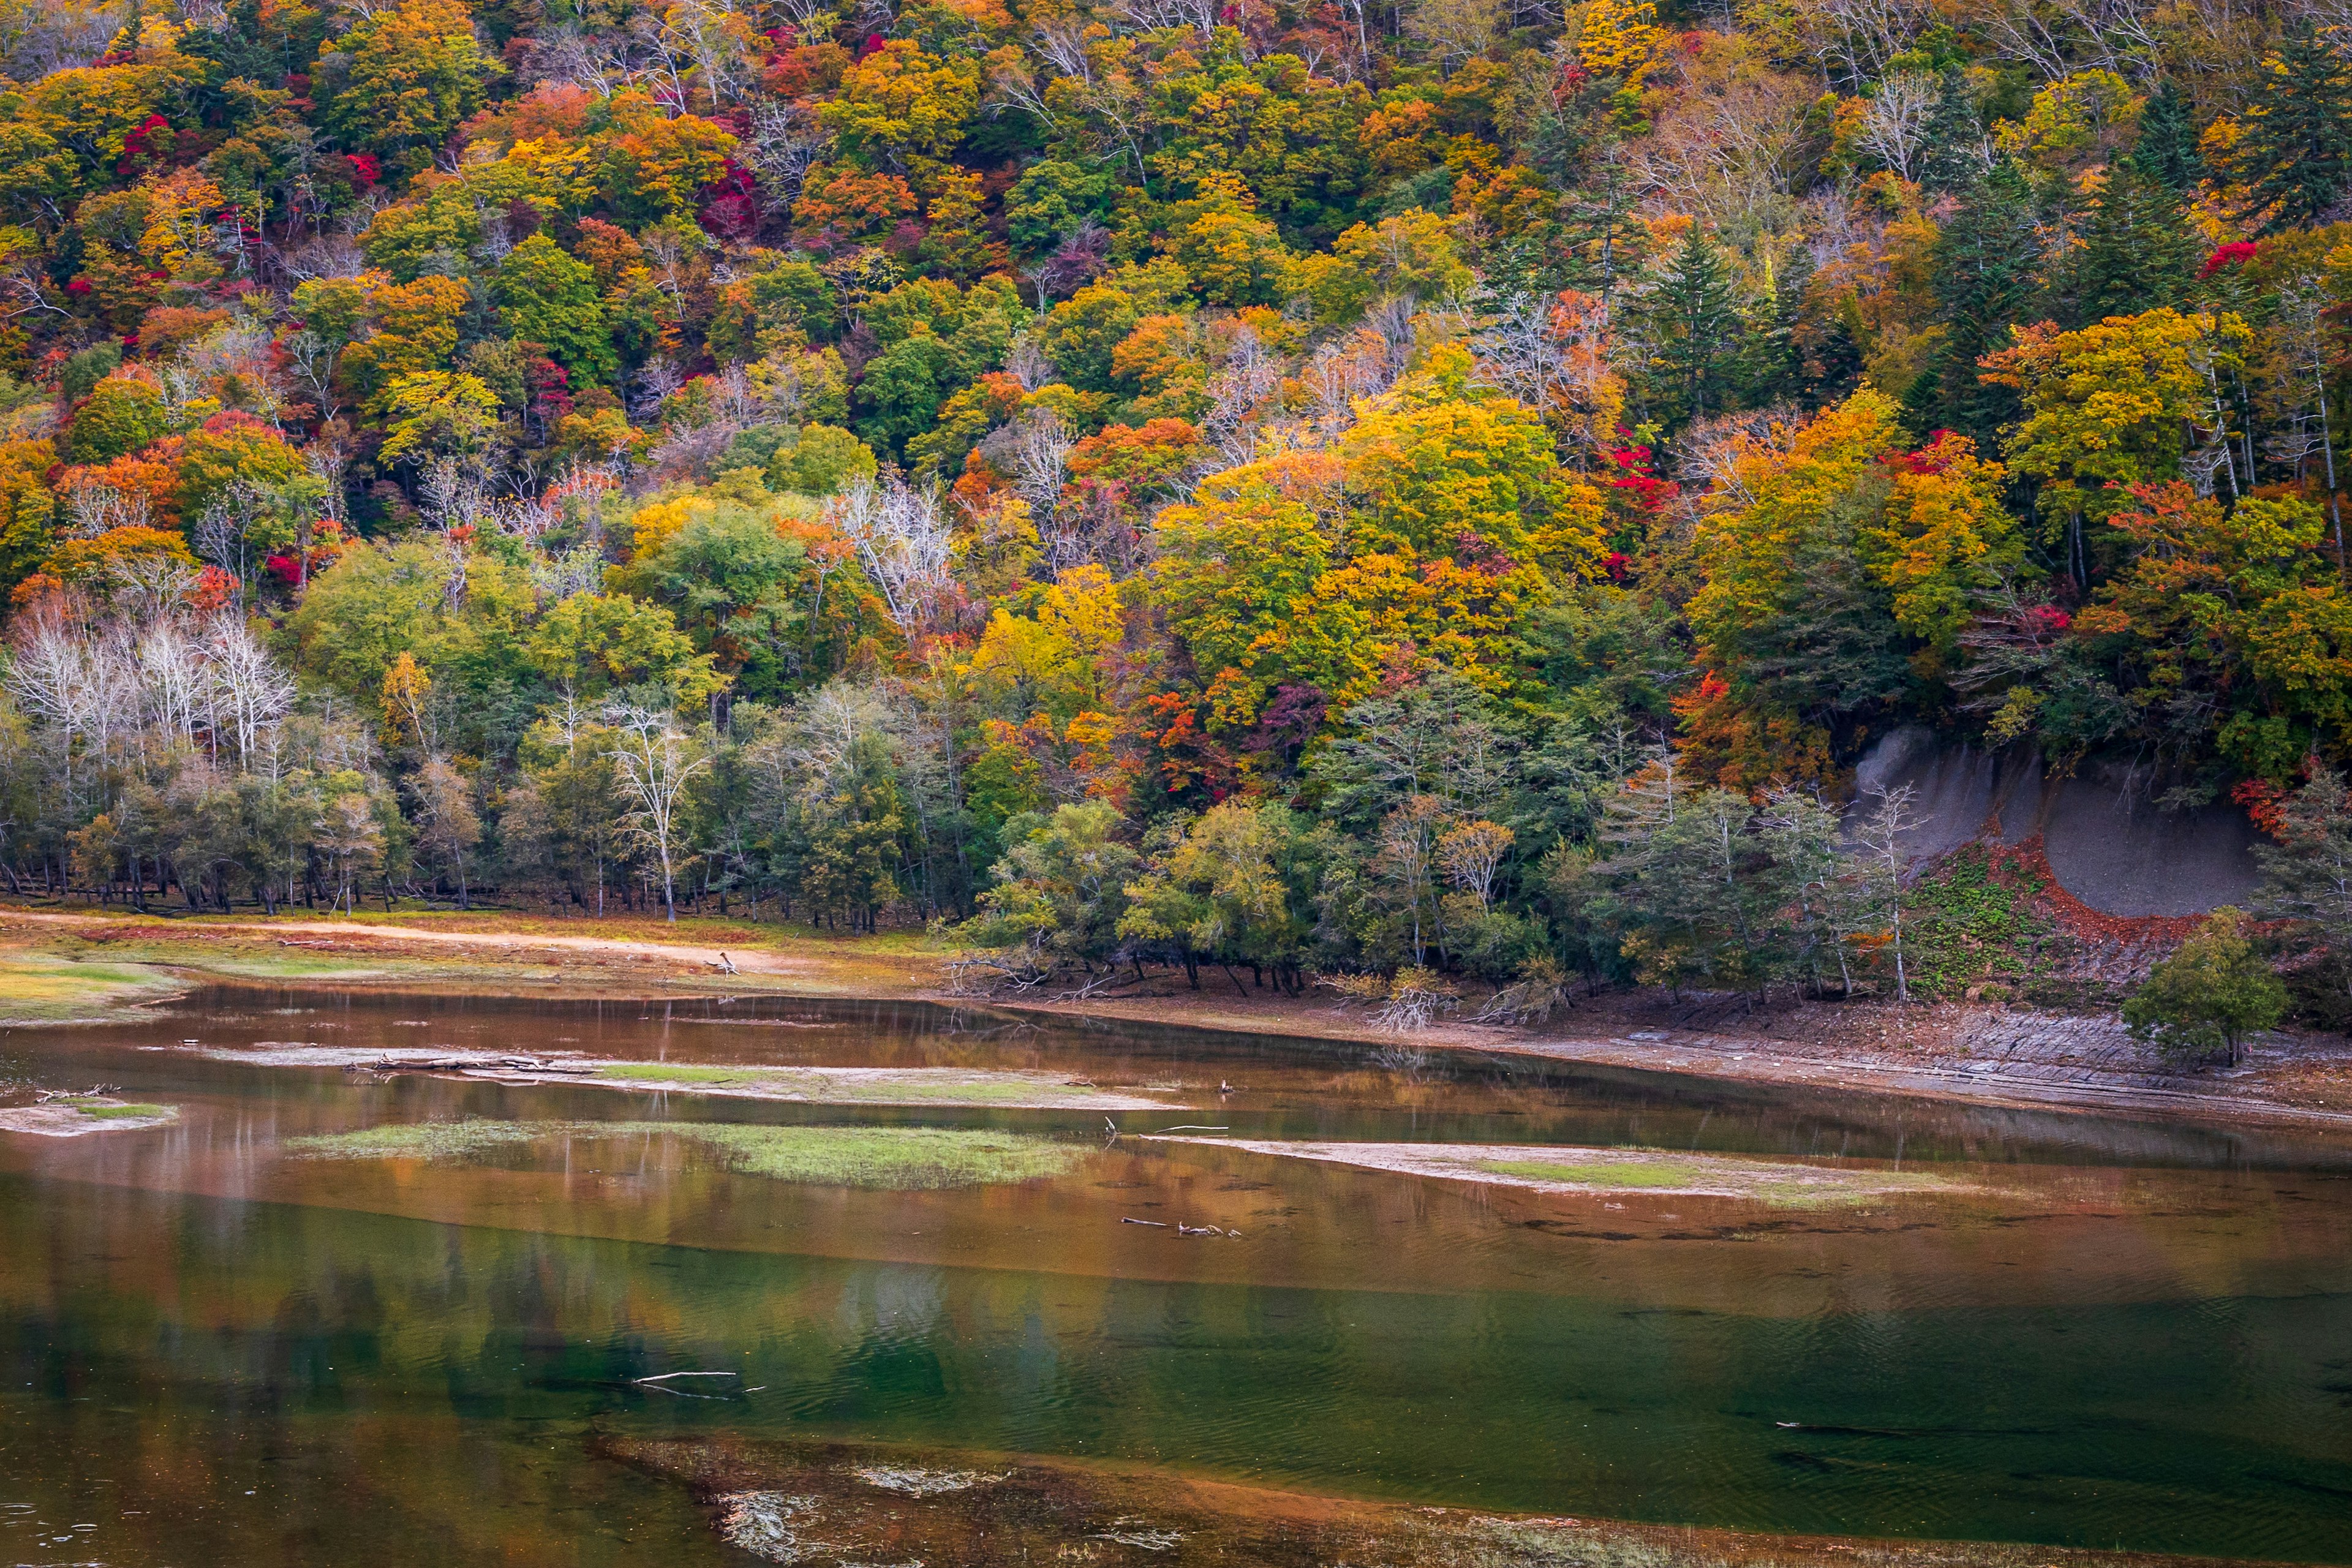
<box><xmin>2</xmin><ymin>987</ymin><xmax>2351</xmax><ymax>1566</ymax></box>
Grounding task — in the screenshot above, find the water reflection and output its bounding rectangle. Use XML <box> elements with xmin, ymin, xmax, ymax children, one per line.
<box><xmin>0</xmin><ymin>988</ymin><xmax>2349</xmax><ymax>1565</ymax></box>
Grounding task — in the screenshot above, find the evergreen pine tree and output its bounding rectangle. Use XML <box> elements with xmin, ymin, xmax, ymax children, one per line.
<box><xmin>1916</xmin><ymin>67</ymin><xmax>1986</xmax><ymax>197</ymax></box>
<box><xmin>1631</xmin><ymin>225</ymin><xmax>1743</xmax><ymax>432</ymax></box>
<box><xmin>1905</xmin><ymin>158</ymin><xmax>2038</xmax><ymax>447</ymax></box>
<box><xmin>2237</xmin><ymin>25</ymin><xmax>2352</xmax><ymax>233</ymax></box>
<box><xmin>2132</xmin><ymin>77</ymin><xmax>2206</xmax><ymax>191</ymax></box>
<box><xmin>2070</xmin><ymin>162</ymin><xmax>2201</xmax><ymax>325</ymax></box>
<box><xmin>1733</xmin><ymin>244</ymin><xmax>1811</xmax><ymax>407</ymax></box>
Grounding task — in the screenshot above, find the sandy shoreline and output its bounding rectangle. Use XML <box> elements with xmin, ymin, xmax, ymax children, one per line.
<box><xmin>7</xmin><ymin>905</ymin><xmax>2351</xmax><ymax>1133</ymax></box>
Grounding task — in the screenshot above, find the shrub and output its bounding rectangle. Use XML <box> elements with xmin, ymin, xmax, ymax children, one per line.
<box><xmin>2122</xmin><ymin>908</ymin><xmax>2286</xmax><ymax>1068</ymax></box>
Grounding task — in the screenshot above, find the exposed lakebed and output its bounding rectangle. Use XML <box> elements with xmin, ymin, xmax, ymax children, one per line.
<box><xmin>2</xmin><ymin>986</ymin><xmax>2350</xmax><ymax>1566</ymax></box>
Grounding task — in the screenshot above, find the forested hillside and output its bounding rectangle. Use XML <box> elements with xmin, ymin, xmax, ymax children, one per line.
<box><xmin>3</xmin><ymin>0</ymin><xmax>2352</xmax><ymax>1011</ymax></box>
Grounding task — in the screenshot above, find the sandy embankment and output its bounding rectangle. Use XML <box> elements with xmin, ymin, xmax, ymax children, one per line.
<box><xmin>9</xmin><ymin>905</ymin><xmax>2352</xmax><ymax>1129</ymax></box>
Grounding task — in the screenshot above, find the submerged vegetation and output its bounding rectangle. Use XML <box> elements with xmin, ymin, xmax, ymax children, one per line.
<box><xmin>286</xmin><ymin>1118</ymin><xmax>1086</xmax><ymax>1187</ymax></box>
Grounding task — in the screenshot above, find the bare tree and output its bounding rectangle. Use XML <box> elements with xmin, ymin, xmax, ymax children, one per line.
<box><xmin>205</xmin><ymin>616</ymin><xmax>296</xmax><ymax>772</ymax></box>
<box><xmin>1854</xmin><ymin>70</ymin><xmax>1938</xmax><ymax>181</ymax></box>
<box><xmin>64</xmin><ymin>481</ymin><xmax>151</xmax><ymax>538</ymax></box>
<box><xmin>5</xmin><ymin>612</ymin><xmax>103</xmax><ymax>809</ymax></box>
<box><xmin>134</xmin><ymin>619</ymin><xmax>203</xmax><ymax>754</ymax></box>
<box><xmin>1752</xmin><ymin>0</ymin><xmax>1933</xmax><ymax>88</ymax></box>
<box><xmin>1114</xmin><ymin>0</ymin><xmax>1221</xmax><ymax>37</ymax></box>
<box><xmin>1472</xmin><ymin>290</ymin><xmax>1619</xmax><ymax>462</ymax></box>
<box><xmin>317</xmin><ymin>790</ymin><xmax>385</xmax><ymax>914</ymax></box>
<box><xmin>604</xmin><ymin>704</ymin><xmax>708</xmax><ymax>922</ymax></box>
<box><xmin>740</xmin><ymin>99</ymin><xmax>825</xmax><ymax>214</ymax></box>
<box><xmin>1437</xmin><ymin>818</ymin><xmax>1514</xmax><ymax>912</ymax></box>
<box><xmin>827</xmin><ymin>478</ymin><xmax>956</xmax><ymax>636</ymax></box>
<box><xmin>410</xmin><ymin>756</ymin><xmax>482</xmax><ymax>910</ymax></box>
<box><xmin>1200</xmin><ymin>326</ymin><xmax>1283</xmax><ymax>462</ymax></box>
<box><xmin>1850</xmin><ymin>782</ymin><xmax>1924</xmax><ymax>1003</ymax></box>
<box><xmin>2268</xmin><ymin>287</ymin><xmax>2346</xmax><ymax>569</ymax></box>
<box><xmin>1965</xmin><ymin>0</ymin><xmax>2162</xmax><ymax>80</ymax></box>
<box><xmin>1006</xmin><ymin>408</ymin><xmax>1078</xmax><ymax>567</ymax></box>
<box><xmin>192</xmin><ymin>482</ymin><xmax>274</xmax><ymax>609</ymax></box>
<box><xmin>1403</xmin><ymin>0</ymin><xmax>1502</xmax><ymax>71</ymax></box>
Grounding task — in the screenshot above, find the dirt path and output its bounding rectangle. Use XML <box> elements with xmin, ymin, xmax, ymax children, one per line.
<box><xmin>1</xmin><ymin>907</ymin><xmax>797</xmax><ymax>971</ymax></box>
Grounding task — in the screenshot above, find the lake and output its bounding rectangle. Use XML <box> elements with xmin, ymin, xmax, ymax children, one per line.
<box><xmin>3</xmin><ymin>987</ymin><xmax>2350</xmax><ymax>1566</ymax></box>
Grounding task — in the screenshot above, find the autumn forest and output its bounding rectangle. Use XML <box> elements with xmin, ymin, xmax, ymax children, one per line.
<box><xmin>4</xmin><ymin>0</ymin><xmax>2352</xmax><ymax>1020</ymax></box>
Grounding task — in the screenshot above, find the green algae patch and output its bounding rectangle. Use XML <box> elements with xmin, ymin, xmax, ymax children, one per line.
<box><xmin>284</xmin><ymin>1120</ymin><xmax>548</xmax><ymax>1161</ymax></box>
<box><xmin>284</xmin><ymin>1118</ymin><xmax>1085</xmax><ymax>1189</ymax></box>
<box><xmin>661</xmin><ymin>1125</ymin><xmax>1084</xmax><ymax>1189</ymax></box>
<box><xmin>74</xmin><ymin>1101</ymin><xmax>176</xmax><ymax>1121</ymax></box>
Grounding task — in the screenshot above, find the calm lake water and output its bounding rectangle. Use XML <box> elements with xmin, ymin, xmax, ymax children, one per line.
<box><xmin>3</xmin><ymin>988</ymin><xmax>2351</xmax><ymax>1565</ymax></box>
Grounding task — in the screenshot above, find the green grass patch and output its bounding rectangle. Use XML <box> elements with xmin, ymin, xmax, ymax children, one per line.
<box><xmin>0</xmin><ymin>953</ymin><xmax>184</xmax><ymax>1021</ymax></box>
<box><xmin>283</xmin><ymin>1118</ymin><xmax>1084</xmax><ymax>1189</ymax></box>
<box><xmin>73</xmin><ymin>1101</ymin><xmax>175</xmax><ymax>1121</ymax></box>
<box><xmin>284</xmin><ymin>1120</ymin><xmax>548</xmax><ymax>1161</ymax></box>
<box><xmin>1480</xmin><ymin>1158</ymin><xmax>1708</xmax><ymax>1189</ymax></box>
<box><xmin>1906</xmin><ymin>846</ymin><xmax>2062</xmax><ymax>1000</ymax></box>
<box><xmin>654</xmin><ymin>1125</ymin><xmax>1084</xmax><ymax>1188</ymax></box>
<box><xmin>597</xmin><ymin>1063</ymin><xmax>757</xmax><ymax>1084</ymax></box>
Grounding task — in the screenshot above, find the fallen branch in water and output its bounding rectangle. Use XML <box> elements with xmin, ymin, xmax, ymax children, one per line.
<box><xmin>34</xmin><ymin>1084</ymin><xmax>118</xmax><ymax>1102</ymax></box>
<box><xmin>1121</xmin><ymin>1217</ymin><xmax>1168</xmax><ymax>1227</ymax></box>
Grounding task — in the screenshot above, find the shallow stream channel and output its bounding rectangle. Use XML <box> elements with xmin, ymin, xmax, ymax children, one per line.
<box><xmin>2</xmin><ymin>986</ymin><xmax>2350</xmax><ymax>1566</ymax></box>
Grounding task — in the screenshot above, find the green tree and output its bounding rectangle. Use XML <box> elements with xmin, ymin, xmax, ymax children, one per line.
<box><xmin>2067</xmin><ymin>162</ymin><xmax>2199</xmax><ymax>326</ymax></box>
<box><xmin>2122</xmin><ymin>907</ymin><xmax>2286</xmax><ymax>1066</ymax></box>
<box><xmin>66</xmin><ymin>376</ymin><xmax>168</xmax><ymax>464</ymax></box>
<box><xmin>1908</xmin><ymin>157</ymin><xmax>2036</xmax><ymax>449</ymax></box>
<box><xmin>1915</xmin><ymin>67</ymin><xmax>1985</xmax><ymax>197</ymax></box>
<box><xmin>494</xmin><ymin>235</ymin><xmax>617</xmax><ymax>385</ymax></box>
<box><xmin>1628</xmin><ymin>225</ymin><xmax>1741</xmax><ymax>431</ymax></box>
<box><xmin>853</xmin><ymin>331</ymin><xmax>962</xmax><ymax>460</ymax></box>
<box><xmin>1005</xmin><ymin>159</ymin><xmax>1111</xmax><ymax>255</ymax></box>
<box><xmin>962</xmin><ymin>801</ymin><xmax>1139</xmax><ymax>975</ymax></box>
<box><xmin>2235</xmin><ymin>25</ymin><xmax>2352</xmax><ymax>234</ymax></box>
<box><xmin>2255</xmin><ymin>765</ymin><xmax>2352</xmax><ymax>1008</ymax></box>
<box><xmin>2132</xmin><ymin>77</ymin><xmax>2205</xmax><ymax>192</ymax></box>
<box><xmin>326</xmin><ymin>0</ymin><xmax>489</xmax><ymax>179</ymax></box>
<box><xmin>1119</xmin><ymin>801</ymin><xmax>1321</xmax><ymax>992</ymax></box>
